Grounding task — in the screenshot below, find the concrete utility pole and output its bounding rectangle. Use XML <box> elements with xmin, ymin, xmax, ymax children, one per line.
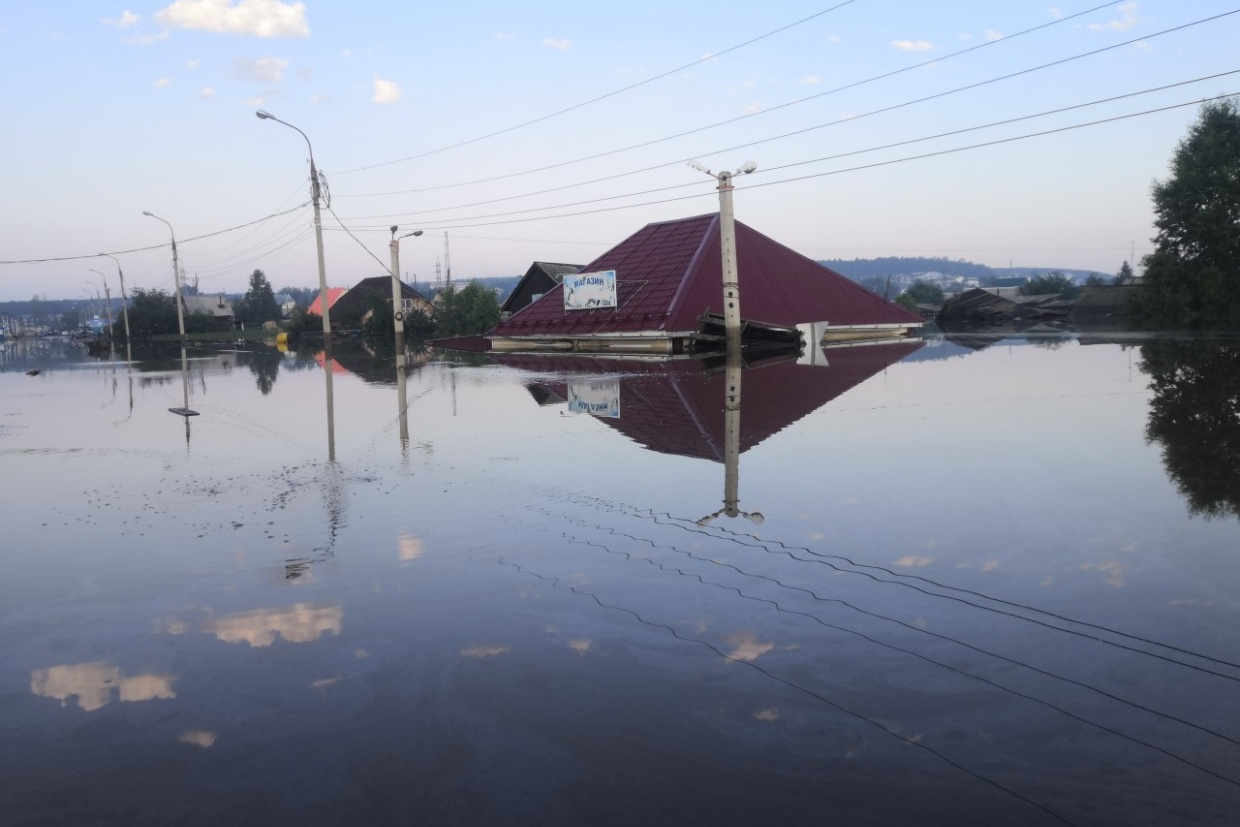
<box><xmin>98</xmin><ymin>252</ymin><xmax>132</xmax><ymax>362</ymax></box>
<box><xmin>689</xmin><ymin>160</ymin><xmax>756</xmax><ymax>353</ymax></box>
<box><xmin>389</xmin><ymin>227</ymin><xmax>423</xmax><ymax>344</ymax></box>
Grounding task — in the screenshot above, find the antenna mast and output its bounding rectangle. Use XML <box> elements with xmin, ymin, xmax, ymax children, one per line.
<box><xmin>444</xmin><ymin>231</ymin><xmax>452</xmax><ymax>290</ymax></box>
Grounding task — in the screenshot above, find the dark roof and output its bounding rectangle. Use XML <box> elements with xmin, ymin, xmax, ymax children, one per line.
<box><xmin>501</xmin><ymin>261</ymin><xmax>583</xmax><ymax>314</ymax></box>
<box><xmin>496</xmin><ymin>341</ymin><xmax>922</xmax><ymax>461</ymax></box>
<box><xmin>332</xmin><ymin>276</ymin><xmax>431</xmax><ymax>320</ymax></box>
<box><xmin>491</xmin><ymin>213</ymin><xmax>920</xmax><ymax>338</ymax></box>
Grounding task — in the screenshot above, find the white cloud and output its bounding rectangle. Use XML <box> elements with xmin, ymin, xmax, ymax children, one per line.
<box><xmin>340</xmin><ymin>49</ymin><xmax>353</xmax><ymax>58</ymax></box>
<box><xmin>372</xmin><ymin>77</ymin><xmax>400</xmax><ymax>104</ymax></box>
<box><xmin>1089</xmin><ymin>1</ymin><xmax>1141</xmax><ymax>32</ymax></box>
<box><xmin>541</xmin><ymin>37</ymin><xmax>571</xmax><ymax>51</ymax></box>
<box><xmin>245</xmin><ymin>95</ymin><xmax>264</xmax><ymax>106</ymax></box>
<box><xmin>803</xmin><ymin>76</ymin><xmax>820</xmax><ymax>85</ymax></box>
<box><xmin>154</xmin><ymin>77</ymin><xmax>171</xmax><ymax>87</ymax></box>
<box><xmin>186</xmin><ymin>58</ymin><xmax>200</xmax><ymax>68</ymax></box>
<box><xmin>742</xmin><ymin>101</ymin><xmax>764</xmax><ymax>115</ymax></box>
<box><xmin>234</xmin><ymin>56</ymin><xmax>288</xmax><ymax>81</ymax></box>
<box><xmin>1048</xmin><ymin>6</ymin><xmax>1063</xmax><ymax>19</ymax></box>
<box><xmin>310</xmin><ymin>93</ymin><xmax>326</xmax><ymax>104</ymax></box>
<box><xmin>125</xmin><ymin>31</ymin><xmax>169</xmax><ymax>44</ymax></box>
<box><xmin>892</xmin><ymin>39</ymin><xmax>934</xmax><ymax>51</ymax></box>
<box><xmin>199</xmin><ymin>86</ymin><xmax>215</xmax><ymax>98</ymax></box>
<box><xmin>828</xmin><ymin>34</ymin><xmax>843</xmax><ymax>44</ymax></box>
<box><xmin>494</xmin><ymin>32</ymin><xmax>518</xmax><ymax>42</ymax></box>
<box><xmin>985</xmin><ymin>29</ymin><xmax>1004</xmax><ymax>41</ymax></box>
<box><xmin>103</xmin><ymin>11</ymin><xmax>141</xmax><ymax>29</ymax></box>
<box><xmin>155</xmin><ymin>0</ymin><xmax>309</xmax><ymax>38</ymax></box>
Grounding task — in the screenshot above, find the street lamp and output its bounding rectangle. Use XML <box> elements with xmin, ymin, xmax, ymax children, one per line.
<box><xmin>689</xmin><ymin>160</ymin><xmax>757</xmax><ymax>354</ymax></box>
<box><xmin>88</xmin><ymin>269</ymin><xmax>113</xmax><ymax>331</ymax></box>
<box><xmin>255</xmin><ymin>109</ymin><xmax>331</xmax><ymax>340</ymax></box>
<box><xmin>143</xmin><ymin>211</ymin><xmax>197</xmax><ymax>418</ymax></box>
<box><xmin>142</xmin><ymin>211</ymin><xmax>188</xmax><ymax>345</ymax></box>
<box><xmin>389</xmin><ymin>227</ymin><xmax>423</xmax><ymax>342</ymax></box>
<box><xmin>97</xmin><ymin>252</ymin><xmax>132</xmax><ymax>361</ymax></box>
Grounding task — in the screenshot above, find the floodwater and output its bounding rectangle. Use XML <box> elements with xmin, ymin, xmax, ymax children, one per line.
<box><xmin>2</xmin><ymin>333</ymin><xmax>1239</xmax><ymax>826</ymax></box>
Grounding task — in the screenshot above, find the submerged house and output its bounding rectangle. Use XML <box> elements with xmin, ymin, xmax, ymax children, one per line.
<box><xmin>481</xmin><ymin>213</ymin><xmax>920</xmax><ymax>356</ymax></box>
<box><xmin>182</xmin><ymin>294</ymin><xmax>235</xmax><ymax>332</ymax></box>
<box><xmin>330</xmin><ymin>276</ymin><xmax>433</xmax><ymax>328</ymax></box>
<box><xmin>501</xmin><ymin>262</ymin><xmax>583</xmax><ymax>317</ymax></box>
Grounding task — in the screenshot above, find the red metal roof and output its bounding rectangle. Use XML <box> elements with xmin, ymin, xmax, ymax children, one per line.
<box><xmin>491</xmin><ymin>213</ymin><xmax>920</xmax><ymax>338</ymax></box>
<box><xmin>308</xmin><ymin>287</ymin><xmax>348</xmax><ymax>317</ymax></box>
<box><xmin>497</xmin><ymin>341</ymin><xmax>922</xmax><ymax>461</ymax></box>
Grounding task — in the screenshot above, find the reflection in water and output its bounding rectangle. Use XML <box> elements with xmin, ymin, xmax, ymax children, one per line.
<box><xmin>236</xmin><ymin>346</ymin><xmax>282</xmax><ymax>395</ymax></box>
<box><xmin>504</xmin><ymin>340</ymin><xmax>922</xmax><ymax>521</ymax></box>
<box><xmin>1141</xmin><ymin>339</ymin><xmax>1240</xmax><ymax>519</ymax></box>
<box><xmin>30</xmin><ymin>661</ymin><xmax>176</xmax><ymax>711</ymax></box>
<box><xmin>159</xmin><ymin>603</ymin><xmax>343</xmax><ymax>647</ymax></box>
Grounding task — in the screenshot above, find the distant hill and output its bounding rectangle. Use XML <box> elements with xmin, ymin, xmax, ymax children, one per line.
<box><xmin>819</xmin><ymin>257</ymin><xmax>997</xmax><ymax>281</ymax></box>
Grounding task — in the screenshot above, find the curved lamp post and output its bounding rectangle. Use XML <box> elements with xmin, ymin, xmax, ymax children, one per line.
<box><xmin>389</xmin><ymin>227</ymin><xmax>423</xmax><ymax>342</ymax></box>
<box><xmin>142</xmin><ymin>211</ymin><xmax>188</xmax><ymax>345</ymax></box>
<box><xmin>689</xmin><ymin>160</ymin><xmax>757</xmax><ymax>354</ymax></box>
<box><xmin>143</xmin><ymin>211</ymin><xmax>197</xmax><ymax>419</ymax></box>
<box><xmin>97</xmin><ymin>252</ymin><xmax>132</xmax><ymax>361</ymax></box>
<box><xmin>255</xmin><ymin>109</ymin><xmax>331</xmax><ymax>340</ymax></box>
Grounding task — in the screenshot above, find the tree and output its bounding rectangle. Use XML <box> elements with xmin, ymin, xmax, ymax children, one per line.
<box><xmin>1084</xmin><ymin>273</ymin><xmax>1107</xmax><ymax>287</ymax></box>
<box><xmin>237</xmin><ymin>269</ymin><xmax>280</xmax><ymax>326</ymax></box>
<box><xmin>1114</xmin><ymin>261</ymin><xmax>1135</xmax><ymax>285</ymax></box>
<box><xmin>1131</xmin><ymin>97</ymin><xmax>1240</xmax><ymax>327</ymax></box>
<box><xmin>1022</xmin><ymin>271</ymin><xmax>1079</xmax><ymax>299</ymax></box>
<box><xmin>435</xmin><ymin>282</ymin><xmax>501</xmax><ymax>337</ymax></box>
<box><xmin>904</xmin><ymin>280</ymin><xmax>945</xmax><ymax>304</ymax></box>
<box><xmin>122</xmin><ymin>288</ymin><xmax>179</xmax><ymax>337</ymax></box>
<box><xmin>1141</xmin><ymin>339</ymin><xmax>1240</xmax><ymax>519</ymax></box>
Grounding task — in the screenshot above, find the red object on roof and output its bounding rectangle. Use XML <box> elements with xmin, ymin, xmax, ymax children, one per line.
<box><xmin>308</xmin><ymin>287</ymin><xmax>348</xmax><ymax>317</ymax></box>
<box><xmin>490</xmin><ymin>213</ymin><xmax>919</xmax><ymax>338</ymax></box>
<box><xmin>497</xmin><ymin>341</ymin><xmax>922</xmax><ymax>461</ymax></box>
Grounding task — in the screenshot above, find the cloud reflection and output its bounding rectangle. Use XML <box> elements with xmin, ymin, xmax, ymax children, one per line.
<box><xmin>31</xmin><ymin>661</ymin><xmax>176</xmax><ymax>712</ymax></box>
<box><xmin>203</xmin><ymin>603</ymin><xmax>343</xmax><ymax>647</ymax></box>
<box><xmin>179</xmin><ymin>730</ymin><xmax>217</xmax><ymax>748</ymax></box>
<box><xmin>726</xmin><ymin>632</ymin><xmax>775</xmax><ymax>662</ymax></box>
<box><xmin>460</xmin><ymin>645</ymin><xmax>509</xmax><ymax>658</ymax></box>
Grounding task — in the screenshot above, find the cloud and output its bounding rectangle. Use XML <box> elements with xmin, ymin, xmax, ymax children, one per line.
<box><xmin>154</xmin><ymin>77</ymin><xmax>171</xmax><ymax>87</ymax></box>
<box><xmin>827</xmin><ymin>34</ymin><xmax>842</xmax><ymax>44</ymax></box>
<box><xmin>742</xmin><ymin>101</ymin><xmax>764</xmax><ymax>115</ymax></box>
<box><xmin>103</xmin><ymin>11</ymin><xmax>141</xmax><ymax>29</ymax></box>
<box><xmin>892</xmin><ymin>39</ymin><xmax>934</xmax><ymax>51</ymax></box>
<box><xmin>125</xmin><ymin>31</ymin><xmax>169</xmax><ymax>44</ymax></box>
<box><xmin>310</xmin><ymin>93</ymin><xmax>326</xmax><ymax>104</ymax></box>
<box><xmin>541</xmin><ymin>37</ymin><xmax>571</xmax><ymax>51</ymax></box>
<box><xmin>803</xmin><ymin>76</ymin><xmax>820</xmax><ymax>85</ymax></box>
<box><xmin>893</xmin><ymin>555</ymin><xmax>935</xmax><ymax>567</ymax></box>
<box><xmin>245</xmin><ymin>95</ymin><xmax>264</xmax><ymax>106</ymax></box>
<box><xmin>1048</xmin><ymin>6</ymin><xmax>1063</xmax><ymax>19</ymax></box>
<box><xmin>494</xmin><ymin>32</ymin><xmax>518</xmax><ymax>42</ymax></box>
<box><xmin>372</xmin><ymin>77</ymin><xmax>401</xmax><ymax>104</ymax></box>
<box><xmin>985</xmin><ymin>29</ymin><xmax>1004</xmax><ymax>41</ymax></box>
<box><xmin>155</xmin><ymin>0</ymin><xmax>309</xmax><ymax>38</ymax></box>
<box><xmin>1089</xmin><ymin>1</ymin><xmax>1141</xmax><ymax>32</ymax></box>
<box><xmin>186</xmin><ymin>58</ymin><xmax>200</xmax><ymax>68</ymax></box>
<box><xmin>199</xmin><ymin>86</ymin><xmax>215</xmax><ymax>99</ymax></box>
<box><xmin>234</xmin><ymin>56</ymin><xmax>288</xmax><ymax>81</ymax></box>
<box><xmin>179</xmin><ymin>730</ymin><xmax>217</xmax><ymax>748</ymax></box>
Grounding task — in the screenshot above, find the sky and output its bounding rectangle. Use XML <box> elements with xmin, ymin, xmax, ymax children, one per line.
<box><xmin>1</xmin><ymin>0</ymin><xmax>1238</xmax><ymax>301</ymax></box>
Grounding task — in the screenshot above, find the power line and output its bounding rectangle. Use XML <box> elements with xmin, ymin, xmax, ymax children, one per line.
<box><xmin>356</xmin><ymin>92</ymin><xmax>1236</xmax><ymax>233</ymax></box>
<box><xmin>336</xmin><ymin>1</ymin><xmax>860</xmax><ymax>175</ymax></box>
<box><xmin>338</xmin><ymin>68</ymin><xmax>1240</xmax><ymax>227</ymax></box>
<box><xmin>337</xmin><ymin>0</ymin><xmax>1128</xmax><ymax>198</ymax></box>
<box><xmin>0</xmin><ymin>204</ymin><xmax>309</xmax><ymax>267</ymax></box>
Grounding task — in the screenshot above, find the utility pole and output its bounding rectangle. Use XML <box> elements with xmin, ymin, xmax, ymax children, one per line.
<box><xmin>444</xmin><ymin>232</ymin><xmax>452</xmax><ymax>291</ymax></box>
<box><xmin>689</xmin><ymin>160</ymin><xmax>757</xmax><ymax>353</ymax></box>
<box><xmin>389</xmin><ymin>226</ymin><xmax>423</xmax><ymax>346</ymax></box>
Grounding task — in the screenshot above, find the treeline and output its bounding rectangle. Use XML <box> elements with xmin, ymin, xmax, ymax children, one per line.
<box><xmin>819</xmin><ymin>257</ymin><xmax>997</xmax><ymax>281</ymax></box>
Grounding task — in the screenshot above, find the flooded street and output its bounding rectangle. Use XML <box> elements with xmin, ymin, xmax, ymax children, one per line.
<box><xmin>3</xmin><ymin>335</ymin><xmax>1240</xmax><ymax>826</ymax></box>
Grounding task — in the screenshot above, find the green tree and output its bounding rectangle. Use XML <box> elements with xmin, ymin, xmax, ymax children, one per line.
<box><xmin>237</xmin><ymin>269</ymin><xmax>280</xmax><ymax>326</ymax></box>
<box><xmin>1131</xmin><ymin>98</ymin><xmax>1240</xmax><ymax>327</ymax></box>
<box><xmin>1114</xmin><ymin>261</ymin><xmax>1135</xmax><ymax>285</ymax></box>
<box><xmin>1084</xmin><ymin>273</ymin><xmax>1107</xmax><ymax>287</ymax></box>
<box><xmin>1022</xmin><ymin>271</ymin><xmax>1079</xmax><ymax>299</ymax></box>
<box><xmin>435</xmin><ymin>282</ymin><xmax>501</xmax><ymax>337</ymax></box>
<box><xmin>122</xmin><ymin>288</ymin><xmax>179</xmax><ymax>337</ymax></box>
<box><xmin>904</xmin><ymin>280</ymin><xmax>945</xmax><ymax>304</ymax></box>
